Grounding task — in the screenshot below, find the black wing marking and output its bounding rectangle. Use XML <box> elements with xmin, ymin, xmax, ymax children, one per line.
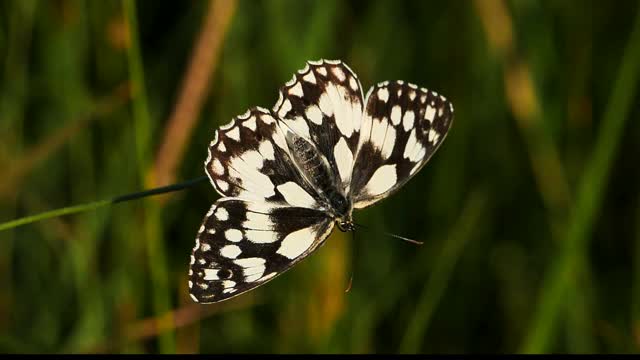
<box><xmin>273</xmin><ymin>59</ymin><xmax>364</xmax><ymax>190</ymax></box>
<box><xmin>189</xmin><ymin>198</ymin><xmax>334</xmax><ymax>303</ymax></box>
<box><xmin>205</xmin><ymin>107</ymin><xmax>323</xmax><ymax>209</ymax></box>
<box><xmin>349</xmin><ymin>81</ymin><xmax>454</xmax><ymax>209</ymax></box>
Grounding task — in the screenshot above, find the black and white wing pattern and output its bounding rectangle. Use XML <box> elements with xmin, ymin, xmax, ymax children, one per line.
<box><xmin>189</xmin><ymin>199</ymin><xmax>333</xmax><ymax>303</ymax></box>
<box><xmin>191</xmin><ymin>106</ymin><xmax>334</xmax><ymax>303</ymax></box>
<box><xmin>273</xmin><ymin>60</ymin><xmax>364</xmax><ymax>188</ymax></box>
<box><xmin>189</xmin><ymin>59</ymin><xmax>454</xmax><ymax>304</ymax></box>
<box><xmin>349</xmin><ymin>81</ymin><xmax>454</xmax><ymax>209</ymax></box>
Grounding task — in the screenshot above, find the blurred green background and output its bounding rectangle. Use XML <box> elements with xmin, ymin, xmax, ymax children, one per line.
<box><xmin>1</xmin><ymin>0</ymin><xmax>640</xmax><ymax>354</ymax></box>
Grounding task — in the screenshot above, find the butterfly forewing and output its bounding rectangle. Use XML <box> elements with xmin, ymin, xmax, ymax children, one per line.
<box><xmin>273</xmin><ymin>60</ymin><xmax>364</xmax><ymax>190</ymax></box>
<box><xmin>205</xmin><ymin>107</ymin><xmax>322</xmax><ymax>209</ymax></box>
<box><xmin>189</xmin><ymin>198</ymin><xmax>334</xmax><ymax>303</ymax></box>
<box><xmin>349</xmin><ymin>81</ymin><xmax>454</xmax><ymax>209</ymax></box>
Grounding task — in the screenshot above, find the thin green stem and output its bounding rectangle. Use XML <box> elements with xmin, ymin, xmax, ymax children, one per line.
<box><xmin>0</xmin><ymin>200</ymin><xmax>111</xmax><ymax>232</ymax></box>
<box><xmin>522</xmin><ymin>7</ymin><xmax>640</xmax><ymax>353</ymax></box>
<box><xmin>0</xmin><ymin>177</ymin><xmax>208</xmax><ymax>233</ymax></box>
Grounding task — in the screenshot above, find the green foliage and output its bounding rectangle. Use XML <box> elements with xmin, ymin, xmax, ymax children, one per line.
<box><xmin>1</xmin><ymin>0</ymin><xmax>639</xmax><ymax>354</ymax></box>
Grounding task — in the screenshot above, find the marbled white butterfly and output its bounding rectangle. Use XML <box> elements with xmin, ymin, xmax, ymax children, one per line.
<box><xmin>188</xmin><ymin>59</ymin><xmax>454</xmax><ymax>303</ymax></box>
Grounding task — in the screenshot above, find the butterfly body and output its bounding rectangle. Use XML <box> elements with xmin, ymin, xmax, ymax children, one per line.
<box><xmin>286</xmin><ymin>132</ymin><xmax>351</xmax><ymax>222</ymax></box>
<box><xmin>188</xmin><ymin>60</ymin><xmax>453</xmax><ymax>303</ymax></box>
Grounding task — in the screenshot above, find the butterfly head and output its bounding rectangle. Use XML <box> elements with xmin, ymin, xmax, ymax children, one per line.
<box><xmin>337</xmin><ymin>216</ymin><xmax>355</xmax><ymax>232</ymax></box>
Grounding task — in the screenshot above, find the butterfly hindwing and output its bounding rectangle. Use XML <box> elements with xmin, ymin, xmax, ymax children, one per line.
<box><xmin>349</xmin><ymin>81</ymin><xmax>454</xmax><ymax>209</ymax></box>
<box><xmin>273</xmin><ymin>60</ymin><xmax>364</xmax><ymax>189</ymax></box>
<box><xmin>189</xmin><ymin>198</ymin><xmax>334</xmax><ymax>303</ymax></box>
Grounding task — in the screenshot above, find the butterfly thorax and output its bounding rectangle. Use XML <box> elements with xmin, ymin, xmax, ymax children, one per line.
<box><xmin>286</xmin><ymin>132</ymin><xmax>354</xmax><ymax>230</ymax></box>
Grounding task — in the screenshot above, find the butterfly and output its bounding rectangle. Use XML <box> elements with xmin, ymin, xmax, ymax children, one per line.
<box><xmin>188</xmin><ymin>59</ymin><xmax>454</xmax><ymax>303</ymax></box>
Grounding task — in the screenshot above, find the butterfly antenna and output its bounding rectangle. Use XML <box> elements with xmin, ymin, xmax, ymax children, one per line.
<box><xmin>353</xmin><ymin>223</ymin><xmax>424</xmax><ymax>245</ymax></box>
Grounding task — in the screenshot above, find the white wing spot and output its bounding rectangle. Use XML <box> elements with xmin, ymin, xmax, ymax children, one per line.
<box><xmin>234</xmin><ymin>257</ymin><xmax>266</xmax><ymax>268</ymax></box>
<box><xmin>317</xmin><ymin>66</ymin><xmax>327</xmax><ymax>76</ymax></box>
<box><xmin>397</xmin><ymin>88</ymin><xmax>402</xmax><ymax>97</ymax></box>
<box><xmin>258</xmin><ymin>141</ymin><xmax>275</xmax><ymax>161</ymax></box>
<box><xmin>225</xmin><ymin>229</ymin><xmax>243</xmax><ymax>242</ymax></box>
<box><xmin>349</xmin><ymin>76</ymin><xmax>358</xmax><ymax>91</ymax></box>
<box><xmin>243</xmin><ymin>116</ymin><xmax>257</xmax><ymax>131</ymax></box>
<box><xmin>363</xmin><ymin>164</ymin><xmax>397</xmax><ymax>196</ymax></box>
<box><xmin>429</xmin><ymin>129</ymin><xmax>440</xmax><ymax>143</ymax></box>
<box><xmin>424</xmin><ymin>105</ymin><xmax>436</xmax><ymax>122</ymax></box>
<box><xmin>403</xmin><ymin>129</ymin><xmax>417</xmax><ymax>159</ymax></box>
<box><xmin>260</xmin><ymin>272</ymin><xmax>277</xmax><ymax>282</ymax></box>
<box><xmin>277</xmin><ymin>227</ymin><xmax>316</xmax><ymax>259</ymax></box>
<box><xmin>226</xmin><ymin>127</ymin><xmax>240</xmax><ymax>141</ymax></box>
<box><xmin>190</xmin><ymin>255</ymin><xmax>195</xmax><ymax>265</ymax></box>
<box><xmin>246</xmin><ymin>230</ymin><xmax>279</xmax><ymax>243</ymax></box>
<box><xmin>332</xmin><ymin>66</ymin><xmax>346</xmax><ymax>81</ymax></box>
<box><xmin>370</xmin><ymin>117</ymin><xmax>388</xmax><ymax>151</ymax></box>
<box><xmin>289</xmin><ymin>82</ymin><xmax>304</xmax><ymax>97</ymax></box>
<box><xmin>228</xmin><ymin>155</ymin><xmax>276</xmax><ymax>198</ymax></box>
<box><xmin>220</xmin><ymin>245</ymin><xmax>242</xmax><ymax>259</ymax></box>
<box><xmin>222</xmin><ymin>280</ymin><xmax>236</xmax><ymax>289</ymax></box>
<box><xmin>218</xmin><ymin>141</ymin><xmax>226</xmax><ymax>152</ymax></box>
<box><xmin>380</xmin><ymin>126</ymin><xmax>396</xmax><ymax>160</ymax></box>
<box><xmin>203</xmin><ymin>269</ymin><xmax>220</xmax><ymax>280</ymax></box>
<box><xmin>216</xmin><ymin>179</ymin><xmax>229</xmax><ymax>192</ymax></box>
<box><xmin>278</xmin><ymin>99</ymin><xmax>293</xmax><ymax>118</ymax></box>
<box><xmin>306</xmin><ymin>105</ymin><xmax>323</xmax><ymax>125</ymax></box>
<box><xmin>411</xmin><ymin>144</ymin><xmax>427</xmax><ymax>162</ymax></box>
<box><xmin>260</xmin><ymin>113</ymin><xmax>276</xmax><ymax>124</ymax></box>
<box><xmin>212</xmin><ymin>159</ymin><xmax>224</xmax><ymax>175</ymax></box>
<box><xmin>390</xmin><ymin>105</ymin><xmax>402</xmax><ymax>125</ymax></box>
<box><xmin>277</xmin><ymin>182</ymin><xmax>317</xmax><ymax>208</ymax></box>
<box><xmin>302</xmin><ymin>71</ymin><xmax>316</xmax><ymax>84</ymax></box>
<box><xmin>243</xmin><ymin>211</ymin><xmax>274</xmax><ymax>230</ymax></box>
<box><xmin>409</xmin><ymin>90</ymin><xmax>416</xmax><ymax>100</ymax></box>
<box><xmin>201</xmin><ymin>243</ymin><xmax>211</xmax><ymax>251</ymax></box>
<box><xmin>245</xmin><ymin>271</ymin><xmax>265</xmax><ymax>283</ymax></box>
<box><xmin>377</xmin><ymin>87</ymin><xmax>389</xmax><ymax>102</ymax></box>
<box><xmin>281</xmin><ymin>116</ymin><xmax>310</xmax><ymax>139</ymax></box>
<box><xmin>215</xmin><ymin>207</ymin><xmax>229</xmax><ymax>221</ymax></box>
<box><xmin>190</xmin><ymin>294</ymin><xmax>199</xmax><ymax>302</ymax></box>
<box><xmin>402</xmin><ymin>111</ymin><xmax>415</xmax><ymax>131</ymax></box>
<box><xmin>334</xmin><ymin>137</ymin><xmax>354</xmax><ymax>183</ymax></box>
<box><xmin>223</xmin><ymin>288</ymin><xmax>237</xmax><ymax>294</ymax></box>
<box><xmin>318</xmin><ymin>93</ymin><xmax>334</xmax><ymax>117</ymax></box>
